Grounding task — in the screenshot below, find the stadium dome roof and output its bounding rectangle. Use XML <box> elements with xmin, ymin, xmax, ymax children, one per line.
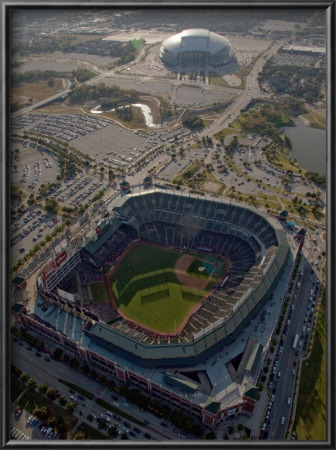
<box><xmin>161</xmin><ymin>28</ymin><xmax>230</xmax><ymax>55</ymax></box>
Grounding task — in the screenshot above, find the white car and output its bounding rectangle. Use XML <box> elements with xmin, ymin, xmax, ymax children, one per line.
<box><xmin>262</xmin><ymin>423</ymin><xmax>266</xmax><ymax>431</ymax></box>
<box><xmin>281</xmin><ymin>417</ymin><xmax>285</xmax><ymax>425</ymax></box>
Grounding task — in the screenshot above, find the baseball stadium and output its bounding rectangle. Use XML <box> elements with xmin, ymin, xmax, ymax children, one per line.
<box><xmin>17</xmin><ymin>189</ymin><xmax>291</xmax><ymax>425</ymax></box>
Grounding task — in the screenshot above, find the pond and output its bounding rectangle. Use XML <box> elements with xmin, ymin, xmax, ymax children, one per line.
<box><xmin>284</xmin><ymin>118</ymin><xmax>326</xmax><ymax>176</ymax></box>
<box><xmin>90</xmin><ymin>103</ymin><xmax>161</xmax><ymax>128</ymax></box>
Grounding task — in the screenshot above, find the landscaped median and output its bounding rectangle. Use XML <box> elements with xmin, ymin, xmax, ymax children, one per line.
<box><xmin>58</xmin><ymin>378</ymin><xmax>94</xmax><ymax>400</ymax></box>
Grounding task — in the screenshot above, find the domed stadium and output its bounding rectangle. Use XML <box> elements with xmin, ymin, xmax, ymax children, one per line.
<box><xmin>160</xmin><ymin>28</ymin><xmax>232</xmax><ymax>67</ymax></box>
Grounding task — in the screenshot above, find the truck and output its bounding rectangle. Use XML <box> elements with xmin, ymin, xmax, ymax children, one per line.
<box><xmin>292</xmin><ymin>334</ymin><xmax>299</xmax><ymax>349</ymax></box>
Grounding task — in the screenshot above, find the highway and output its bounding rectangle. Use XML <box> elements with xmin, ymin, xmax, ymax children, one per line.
<box><xmin>260</xmin><ymin>262</ymin><xmax>320</xmax><ymax>440</ymax></box>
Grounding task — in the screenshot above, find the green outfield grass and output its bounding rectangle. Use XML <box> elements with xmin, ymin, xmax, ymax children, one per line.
<box><xmin>90</xmin><ymin>281</ymin><xmax>109</xmax><ymax>304</ymax></box>
<box><xmin>110</xmin><ymin>242</ymin><xmax>222</xmax><ymax>333</ymax></box>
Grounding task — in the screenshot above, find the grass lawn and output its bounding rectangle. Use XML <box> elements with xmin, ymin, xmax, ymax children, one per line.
<box><xmin>18</xmin><ymin>389</ymin><xmax>78</xmax><ymax>431</ymax></box>
<box><xmin>131</xmin><ymin>38</ymin><xmax>145</xmax><ymax>50</ymax></box>
<box><xmin>301</xmin><ymin>111</ymin><xmax>326</xmax><ymax>130</ymax></box>
<box><xmin>111</xmin><ymin>242</ymin><xmax>215</xmax><ymax>333</ymax></box>
<box><xmin>90</xmin><ymin>281</ymin><xmax>109</xmax><ymax>304</ymax></box>
<box><xmin>293</xmin><ymin>289</ymin><xmax>326</xmax><ymax>440</ymax></box>
<box><xmin>11</xmin><ymin>376</ymin><xmax>26</xmax><ymax>402</ymax></box>
<box><xmin>73</xmin><ymin>422</ymin><xmax>106</xmax><ymax>440</ymax></box>
<box><xmin>214</xmin><ymin>127</ymin><xmax>240</xmax><ymax>141</ymax></box>
<box><xmin>208</xmin><ymin>71</ymin><xmax>230</xmax><ymax>87</ymax></box>
<box><xmin>11</xmin><ymin>78</ymin><xmax>66</xmax><ymax>104</ymax></box>
<box><xmin>173</xmin><ymin>159</ymin><xmax>202</xmax><ymax>185</ymax></box>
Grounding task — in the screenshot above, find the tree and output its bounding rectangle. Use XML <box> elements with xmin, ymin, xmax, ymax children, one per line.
<box><xmin>74</xmin><ymin>431</ymin><xmax>86</xmax><ymax>440</ymax></box>
<box><xmin>57</xmin><ymin>421</ymin><xmax>69</xmax><ymax>438</ymax></box>
<box><xmin>47</xmin><ymin>417</ymin><xmax>57</xmax><ymax>428</ymax></box>
<box><xmin>108</xmin><ymin>426</ymin><xmax>118</xmax><ymax>439</ymax></box>
<box><xmin>67</xmin><ymin>402</ymin><xmax>75</xmax><ymax>413</ymax></box>
<box><xmin>87</xmin><ymin>414</ymin><xmax>93</xmax><ymax>422</ymax></box>
<box><xmin>120</xmin><ymin>433</ymin><xmax>128</xmax><ymax>440</ymax></box>
<box><xmin>27</xmin><ymin>377</ymin><xmax>37</xmax><ymax>391</ymax></box>
<box><xmin>32</xmin><ymin>406</ymin><xmax>49</xmax><ymax>420</ymax></box>
<box><xmin>46</xmin><ymin>388</ymin><xmax>57</xmax><ymax>400</ymax></box>
<box><xmin>44</xmin><ymin>198</ymin><xmax>58</xmax><ymax>214</ymax></box>
<box><xmin>19</xmin><ymin>372</ymin><xmax>29</xmax><ymax>383</ymax></box>
<box><xmin>65</xmin><ymin>217</ymin><xmax>72</xmax><ymax>227</ymax></box>
<box><xmin>59</xmin><ymin>396</ymin><xmax>67</xmax><ymax>406</ymax></box>
<box><xmin>47</xmin><ymin>78</ymin><xmax>55</xmax><ymax>87</ymax></box>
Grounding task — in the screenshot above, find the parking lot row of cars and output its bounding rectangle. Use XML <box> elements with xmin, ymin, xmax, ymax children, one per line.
<box><xmin>272</xmin><ymin>53</ymin><xmax>318</xmax><ymax>67</ymax></box>
<box><xmin>11</xmin><ymin>209</ymin><xmax>58</xmax><ymax>248</ymax></box>
<box><xmin>11</xmin><ymin>113</ymin><xmax>48</xmax><ymax>130</ymax></box>
<box><xmin>55</xmin><ymin>176</ymin><xmax>104</xmax><ymax>204</ymax></box>
<box><xmin>27</xmin><ymin>114</ymin><xmax>111</xmax><ymax>142</ymax></box>
<box><xmin>255</xmin><ymin>163</ymin><xmax>285</xmax><ymax>180</ymax></box>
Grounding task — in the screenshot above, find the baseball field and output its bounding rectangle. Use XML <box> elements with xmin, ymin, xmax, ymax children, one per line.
<box><xmin>106</xmin><ymin>241</ymin><xmax>226</xmax><ymax>334</ymax></box>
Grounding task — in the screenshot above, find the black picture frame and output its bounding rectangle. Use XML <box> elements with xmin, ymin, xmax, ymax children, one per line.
<box><xmin>2</xmin><ymin>1</ymin><xmax>335</xmax><ymax>448</ymax></box>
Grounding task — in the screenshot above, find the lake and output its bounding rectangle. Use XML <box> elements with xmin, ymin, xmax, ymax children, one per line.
<box><xmin>284</xmin><ymin>118</ymin><xmax>326</xmax><ymax>176</ymax></box>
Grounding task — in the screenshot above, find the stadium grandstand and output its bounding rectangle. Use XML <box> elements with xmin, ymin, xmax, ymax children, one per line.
<box><xmin>14</xmin><ymin>189</ymin><xmax>291</xmax><ymax>427</ymax></box>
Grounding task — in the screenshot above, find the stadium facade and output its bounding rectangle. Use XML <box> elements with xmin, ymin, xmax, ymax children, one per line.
<box><xmin>15</xmin><ymin>190</ymin><xmax>291</xmax><ymax>427</ymax></box>
<box><xmin>160</xmin><ymin>29</ymin><xmax>232</xmax><ymax>67</ymax></box>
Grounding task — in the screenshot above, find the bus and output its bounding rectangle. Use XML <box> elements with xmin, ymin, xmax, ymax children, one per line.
<box><xmin>292</xmin><ymin>334</ymin><xmax>299</xmax><ymax>349</ymax></box>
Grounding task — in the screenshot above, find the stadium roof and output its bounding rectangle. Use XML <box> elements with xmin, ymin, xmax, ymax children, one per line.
<box><xmin>161</xmin><ymin>28</ymin><xmax>230</xmax><ymax>55</ymax></box>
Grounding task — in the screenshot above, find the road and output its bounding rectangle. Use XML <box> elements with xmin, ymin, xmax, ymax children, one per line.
<box><xmin>11</xmin><ymin>340</ymin><xmax>187</xmax><ymax>441</ymax></box>
<box><xmin>261</xmin><ymin>262</ymin><xmax>320</xmax><ymax>440</ymax></box>
<box><xmin>198</xmin><ymin>41</ymin><xmax>283</xmax><ymax>140</ymax></box>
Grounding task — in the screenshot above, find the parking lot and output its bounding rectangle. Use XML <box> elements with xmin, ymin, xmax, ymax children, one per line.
<box><xmin>11</xmin><ymin>140</ymin><xmax>60</xmax><ymax>189</ymax></box>
<box><xmin>11</xmin><ymin>404</ymin><xmax>59</xmax><ymax>440</ymax></box>
<box><xmin>10</xmin><ymin>207</ymin><xmax>60</xmax><ymax>259</ymax></box>
<box><xmin>13</xmin><ymin>113</ymin><xmax>111</xmax><ymax>143</ymax></box>
<box><xmin>271</xmin><ymin>52</ymin><xmax>319</xmax><ymax>67</ymax></box>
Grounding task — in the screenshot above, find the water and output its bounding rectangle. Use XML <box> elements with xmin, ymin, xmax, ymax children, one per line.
<box><xmin>90</xmin><ymin>103</ymin><xmax>161</xmax><ymax>128</ymax></box>
<box><xmin>284</xmin><ymin>118</ymin><xmax>326</xmax><ymax>176</ymax></box>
